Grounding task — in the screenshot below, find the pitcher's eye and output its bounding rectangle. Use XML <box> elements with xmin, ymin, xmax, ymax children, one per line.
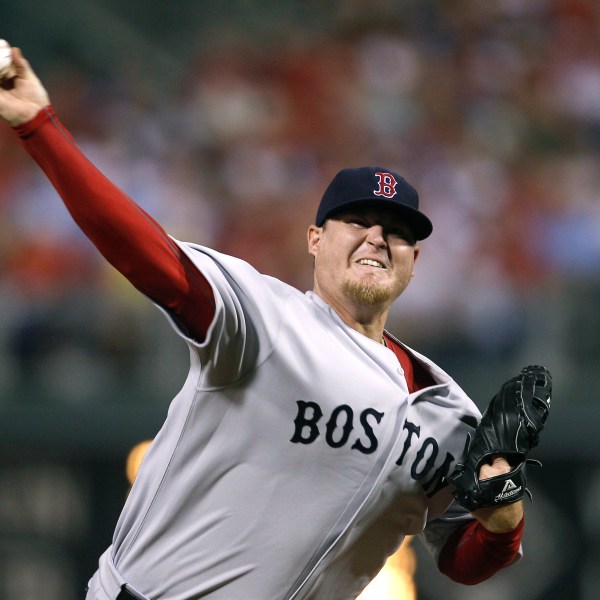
<box><xmin>341</xmin><ymin>215</ymin><xmax>367</xmax><ymax>227</ymax></box>
<box><xmin>387</xmin><ymin>228</ymin><xmax>416</xmax><ymax>244</ymax></box>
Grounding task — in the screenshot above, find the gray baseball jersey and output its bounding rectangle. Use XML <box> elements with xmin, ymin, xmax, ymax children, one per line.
<box><xmin>85</xmin><ymin>241</ymin><xmax>481</xmax><ymax>600</ymax></box>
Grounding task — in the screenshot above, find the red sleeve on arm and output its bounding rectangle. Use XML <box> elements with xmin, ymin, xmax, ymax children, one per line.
<box><xmin>438</xmin><ymin>517</ymin><xmax>524</xmax><ymax>585</ymax></box>
<box><xmin>14</xmin><ymin>106</ymin><xmax>215</xmax><ymax>341</ymax></box>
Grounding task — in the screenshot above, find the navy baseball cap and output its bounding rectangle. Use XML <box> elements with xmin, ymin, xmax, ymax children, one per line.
<box><xmin>315</xmin><ymin>166</ymin><xmax>433</xmax><ymax>240</ymax></box>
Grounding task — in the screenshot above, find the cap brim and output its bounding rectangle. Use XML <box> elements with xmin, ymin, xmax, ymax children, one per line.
<box><xmin>319</xmin><ymin>199</ymin><xmax>433</xmax><ymax>241</ymax></box>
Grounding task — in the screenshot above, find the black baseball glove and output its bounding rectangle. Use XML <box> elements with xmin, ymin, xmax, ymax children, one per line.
<box><xmin>445</xmin><ymin>365</ymin><xmax>552</xmax><ymax>511</ymax></box>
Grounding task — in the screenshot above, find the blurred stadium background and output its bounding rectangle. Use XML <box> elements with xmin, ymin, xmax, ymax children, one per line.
<box><xmin>0</xmin><ymin>0</ymin><xmax>598</xmax><ymax>598</ymax></box>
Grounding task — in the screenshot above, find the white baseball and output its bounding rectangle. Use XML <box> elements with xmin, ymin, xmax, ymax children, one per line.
<box><xmin>0</xmin><ymin>39</ymin><xmax>16</xmax><ymax>80</ymax></box>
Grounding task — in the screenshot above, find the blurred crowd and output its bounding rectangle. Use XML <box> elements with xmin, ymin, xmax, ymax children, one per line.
<box><xmin>0</xmin><ymin>0</ymin><xmax>599</xmax><ymax>405</ymax></box>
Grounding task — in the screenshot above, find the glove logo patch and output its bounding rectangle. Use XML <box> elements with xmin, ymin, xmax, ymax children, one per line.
<box><xmin>494</xmin><ymin>478</ymin><xmax>521</xmax><ymax>503</ymax></box>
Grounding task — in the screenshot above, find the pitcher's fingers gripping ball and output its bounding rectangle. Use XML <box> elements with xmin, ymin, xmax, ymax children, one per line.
<box><xmin>445</xmin><ymin>365</ymin><xmax>552</xmax><ymax>511</ymax></box>
<box><xmin>0</xmin><ymin>39</ymin><xmax>17</xmax><ymax>82</ymax></box>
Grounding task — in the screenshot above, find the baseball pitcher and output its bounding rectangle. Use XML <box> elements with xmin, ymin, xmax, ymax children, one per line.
<box><xmin>0</xmin><ymin>45</ymin><xmax>551</xmax><ymax>600</ymax></box>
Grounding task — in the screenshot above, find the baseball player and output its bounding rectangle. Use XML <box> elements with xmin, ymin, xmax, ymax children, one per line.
<box><xmin>0</xmin><ymin>46</ymin><xmax>551</xmax><ymax>600</ymax></box>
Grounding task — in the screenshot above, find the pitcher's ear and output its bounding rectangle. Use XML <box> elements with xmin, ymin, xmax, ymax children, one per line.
<box><xmin>307</xmin><ymin>224</ymin><xmax>322</xmax><ymax>257</ymax></box>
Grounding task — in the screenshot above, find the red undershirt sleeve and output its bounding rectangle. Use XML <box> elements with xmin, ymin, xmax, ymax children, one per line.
<box><xmin>14</xmin><ymin>106</ymin><xmax>215</xmax><ymax>342</ymax></box>
<box><xmin>438</xmin><ymin>516</ymin><xmax>524</xmax><ymax>584</ymax></box>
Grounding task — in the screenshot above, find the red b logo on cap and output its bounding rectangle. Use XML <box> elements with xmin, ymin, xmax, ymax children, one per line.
<box><xmin>373</xmin><ymin>172</ymin><xmax>398</xmax><ymax>198</ymax></box>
